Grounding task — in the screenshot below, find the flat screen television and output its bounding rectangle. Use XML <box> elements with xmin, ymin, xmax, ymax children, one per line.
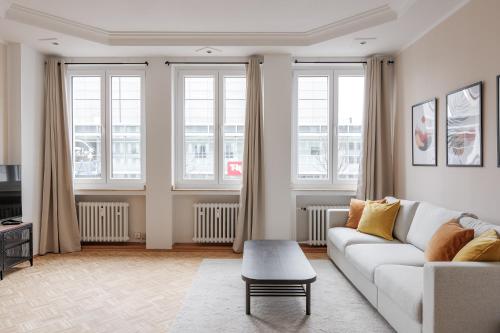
<box><xmin>0</xmin><ymin>165</ymin><xmax>22</xmax><ymax>221</ymax></box>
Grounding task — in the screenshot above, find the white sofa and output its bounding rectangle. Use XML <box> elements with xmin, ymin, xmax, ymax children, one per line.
<box><xmin>326</xmin><ymin>198</ymin><xmax>500</xmax><ymax>333</ymax></box>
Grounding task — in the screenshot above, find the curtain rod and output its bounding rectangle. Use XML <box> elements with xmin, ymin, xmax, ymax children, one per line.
<box><xmin>45</xmin><ymin>61</ymin><xmax>149</xmax><ymax>66</ymax></box>
<box><xmin>293</xmin><ymin>60</ymin><xmax>394</xmax><ymax>64</ymax></box>
<box><xmin>165</xmin><ymin>61</ymin><xmax>262</xmax><ymax>65</ymax></box>
<box><xmin>65</xmin><ymin>62</ymin><xmax>149</xmax><ymax>66</ymax></box>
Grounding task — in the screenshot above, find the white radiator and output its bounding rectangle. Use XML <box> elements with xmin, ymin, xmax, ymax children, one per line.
<box><xmin>193</xmin><ymin>203</ymin><xmax>240</xmax><ymax>243</ymax></box>
<box><xmin>78</xmin><ymin>202</ymin><xmax>129</xmax><ymax>242</ymax></box>
<box><xmin>307</xmin><ymin>205</ymin><xmax>337</xmax><ymax>246</ymax></box>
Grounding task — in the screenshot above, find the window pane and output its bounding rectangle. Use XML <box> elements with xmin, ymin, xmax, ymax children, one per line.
<box><xmin>337</xmin><ymin>75</ymin><xmax>364</xmax><ymax>180</ymax></box>
<box><xmin>111</xmin><ymin>76</ymin><xmax>142</xmax><ymax>179</ymax></box>
<box><xmin>72</xmin><ymin>76</ymin><xmax>102</xmax><ymax>179</ymax></box>
<box><xmin>223</xmin><ymin>76</ymin><xmax>246</xmax><ymax>180</ymax></box>
<box><xmin>184</xmin><ymin>76</ymin><xmax>215</xmax><ymax>180</ymax></box>
<box><xmin>297</xmin><ymin>76</ymin><xmax>329</xmax><ymax>180</ymax></box>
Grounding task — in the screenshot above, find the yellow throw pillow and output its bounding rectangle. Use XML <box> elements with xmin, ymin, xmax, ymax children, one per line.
<box><xmin>453</xmin><ymin>229</ymin><xmax>500</xmax><ymax>262</ymax></box>
<box><xmin>345</xmin><ymin>198</ymin><xmax>386</xmax><ymax>229</ymax></box>
<box><xmin>357</xmin><ymin>200</ymin><xmax>400</xmax><ymax>240</ymax></box>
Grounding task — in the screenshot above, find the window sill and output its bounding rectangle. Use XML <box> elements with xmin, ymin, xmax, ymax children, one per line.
<box><xmin>74</xmin><ymin>189</ymin><xmax>146</xmax><ymax>196</ymax></box>
<box><xmin>74</xmin><ymin>184</ymin><xmax>146</xmax><ymax>196</ymax></box>
<box><xmin>290</xmin><ymin>186</ymin><xmax>356</xmax><ymax>196</ymax></box>
<box><xmin>171</xmin><ymin>187</ymin><xmax>240</xmax><ymax>196</ymax></box>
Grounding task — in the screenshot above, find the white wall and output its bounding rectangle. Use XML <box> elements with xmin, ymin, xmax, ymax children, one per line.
<box><xmin>395</xmin><ymin>0</ymin><xmax>500</xmax><ymax>224</ymax></box>
<box><xmin>262</xmin><ymin>54</ymin><xmax>294</xmax><ymax>239</ymax></box>
<box><xmin>6</xmin><ymin>43</ymin><xmax>21</xmax><ymax>164</ymax></box>
<box><xmin>145</xmin><ymin>58</ymin><xmax>173</xmax><ymax>249</ymax></box>
<box><xmin>0</xmin><ymin>42</ymin><xmax>45</xmax><ymax>254</ymax></box>
<box><xmin>19</xmin><ymin>44</ymin><xmax>44</xmax><ymax>254</ymax></box>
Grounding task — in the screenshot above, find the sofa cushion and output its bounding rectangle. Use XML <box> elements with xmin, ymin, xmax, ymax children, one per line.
<box><xmin>345</xmin><ymin>198</ymin><xmax>386</xmax><ymax>229</ymax></box>
<box><xmin>327</xmin><ymin>227</ymin><xmax>400</xmax><ymax>254</ymax></box>
<box><xmin>385</xmin><ymin>196</ymin><xmax>419</xmax><ymax>242</ymax></box>
<box><xmin>453</xmin><ymin>229</ymin><xmax>500</xmax><ymax>262</ymax></box>
<box><xmin>425</xmin><ymin>220</ymin><xmax>474</xmax><ymax>261</ymax></box>
<box><xmin>357</xmin><ymin>200</ymin><xmax>400</xmax><ymax>240</ymax></box>
<box><xmin>459</xmin><ymin>216</ymin><xmax>500</xmax><ymax>237</ymax></box>
<box><xmin>406</xmin><ymin>202</ymin><xmax>463</xmax><ymax>251</ymax></box>
<box><xmin>345</xmin><ymin>244</ymin><xmax>425</xmax><ymax>281</ymax></box>
<box><xmin>375</xmin><ymin>265</ymin><xmax>423</xmax><ymax>322</ymax></box>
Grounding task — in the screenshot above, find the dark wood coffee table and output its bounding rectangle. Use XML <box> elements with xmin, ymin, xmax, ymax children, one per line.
<box><xmin>241</xmin><ymin>240</ymin><xmax>317</xmax><ymax>315</ymax></box>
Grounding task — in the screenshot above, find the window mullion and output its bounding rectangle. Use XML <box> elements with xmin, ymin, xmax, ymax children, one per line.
<box><xmin>217</xmin><ymin>71</ymin><xmax>223</xmax><ymax>185</ymax></box>
<box><xmin>331</xmin><ymin>70</ymin><xmax>336</xmax><ymax>185</ymax></box>
<box><xmin>103</xmin><ymin>72</ymin><xmax>109</xmax><ymax>184</ymax></box>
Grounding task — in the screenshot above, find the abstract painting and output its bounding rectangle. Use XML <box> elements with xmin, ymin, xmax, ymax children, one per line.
<box><xmin>446</xmin><ymin>82</ymin><xmax>482</xmax><ymax>167</ymax></box>
<box><xmin>412</xmin><ymin>99</ymin><xmax>437</xmax><ymax>166</ymax></box>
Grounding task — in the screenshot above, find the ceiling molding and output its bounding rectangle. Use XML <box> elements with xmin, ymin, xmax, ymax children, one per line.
<box><xmin>398</xmin><ymin>0</ymin><xmax>470</xmax><ymax>53</ymax></box>
<box><xmin>6</xmin><ymin>3</ymin><xmax>397</xmax><ymax>46</ymax></box>
<box><xmin>0</xmin><ymin>0</ymin><xmax>13</xmax><ymax>18</ymax></box>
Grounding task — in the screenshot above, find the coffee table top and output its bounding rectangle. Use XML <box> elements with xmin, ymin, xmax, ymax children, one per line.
<box><xmin>241</xmin><ymin>240</ymin><xmax>317</xmax><ymax>284</ymax></box>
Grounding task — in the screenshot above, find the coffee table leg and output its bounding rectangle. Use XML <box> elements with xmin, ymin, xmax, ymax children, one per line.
<box><xmin>306</xmin><ymin>283</ymin><xmax>311</xmax><ymax>315</ymax></box>
<box><xmin>246</xmin><ymin>282</ymin><xmax>251</xmax><ymax>315</ymax></box>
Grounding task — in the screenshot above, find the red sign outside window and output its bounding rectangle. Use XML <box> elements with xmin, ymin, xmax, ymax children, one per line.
<box><xmin>227</xmin><ymin>161</ymin><xmax>242</xmax><ymax>176</ymax></box>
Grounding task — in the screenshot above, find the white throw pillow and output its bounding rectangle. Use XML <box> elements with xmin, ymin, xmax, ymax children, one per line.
<box><xmin>385</xmin><ymin>197</ymin><xmax>419</xmax><ymax>242</ymax></box>
<box><xmin>406</xmin><ymin>202</ymin><xmax>463</xmax><ymax>251</ymax></box>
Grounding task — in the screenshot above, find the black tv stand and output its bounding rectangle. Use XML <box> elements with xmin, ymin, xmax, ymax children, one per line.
<box><xmin>0</xmin><ymin>222</ymin><xmax>33</xmax><ymax>280</ymax></box>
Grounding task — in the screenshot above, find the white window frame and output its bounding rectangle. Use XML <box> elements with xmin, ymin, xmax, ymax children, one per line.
<box><xmin>292</xmin><ymin>67</ymin><xmax>364</xmax><ymax>189</ymax></box>
<box><xmin>174</xmin><ymin>66</ymin><xmax>246</xmax><ymax>189</ymax></box>
<box><xmin>67</xmin><ymin>67</ymin><xmax>146</xmax><ymax>190</ymax></box>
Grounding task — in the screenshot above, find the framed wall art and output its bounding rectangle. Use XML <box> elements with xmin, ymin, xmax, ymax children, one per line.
<box><xmin>446</xmin><ymin>81</ymin><xmax>483</xmax><ymax>167</ymax></box>
<box><xmin>412</xmin><ymin>98</ymin><xmax>437</xmax><ymax>166</ymax></box>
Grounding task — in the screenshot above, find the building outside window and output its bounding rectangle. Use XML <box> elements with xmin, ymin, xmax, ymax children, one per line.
<box><xmin>292</xmin><ymin>68</ymin><xmax>364</xmax><ymax>187</ymax></box>
<box><xmin>68</xmin><ymin>68</ymin><xmax>145</xmax><ymax>188</ymax></box>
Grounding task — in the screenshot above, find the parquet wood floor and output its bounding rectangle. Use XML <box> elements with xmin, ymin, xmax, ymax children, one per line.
<box><xmin>0</xmin><ymin>247</ymin><xmax>326</xmax><ymax>333</ymax></box>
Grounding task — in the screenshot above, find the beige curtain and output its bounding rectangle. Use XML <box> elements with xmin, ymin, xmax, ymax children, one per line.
<box><xmin>233</xmin><ymin>56</ymin><xmax>263</xmax><ymax>253</ymax></box>
<box><xmin>356</xmin><ymin>56</ymin><xmax>395</xmax><ymax>200</ymax></box>
<box><xmin>39</xmin><ymin>58</ymin><xmax>81</xmax><ymax>255</ymax></box>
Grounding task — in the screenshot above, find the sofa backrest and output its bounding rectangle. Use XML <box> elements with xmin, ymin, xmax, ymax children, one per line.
<box><xmin>385</xmin><ymin>196</ymin><xmax>419</xmax><ymax>242</ymax></box>
<box><xmin>406</xmin><ymin>202</ymin><xmax>463</xmax><ymax>251</ymax></box>
<box><xmin>459</xmin><ymin>216</ymin><xmax>500</xmax><ymax>237</ymax></box>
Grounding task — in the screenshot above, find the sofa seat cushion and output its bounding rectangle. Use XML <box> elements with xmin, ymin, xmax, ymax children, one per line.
<box><xmin>327</xmin><ymin>227</ymin><xmax>400</xmax><ymax>254</ymax></box>
<box><xmin>375</xmin><ymin>265</ymin><xmax>423</xmax><ymax>322</ymax></box>
<box><xmin>345</xmin><ymin>244</ymin><xmax>425</xmax><ymax>281</ymax></box>
<box><xmin>406</xmin><ymin>202</ymin><xmax>463</xmax><ymax>251</ymax></box>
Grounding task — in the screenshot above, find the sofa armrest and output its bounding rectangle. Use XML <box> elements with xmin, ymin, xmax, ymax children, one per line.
<box><xmin>423</xmin><ymin>262</ymin><xmax>500</xmax><ymax>333</ymax></box>
<box><xmin>326</xmin><ymin>208</ymin><xmax>349</xmax><ymax>228</ymax></box>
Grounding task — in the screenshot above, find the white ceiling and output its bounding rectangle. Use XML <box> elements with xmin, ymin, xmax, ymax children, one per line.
<box><xmin>0</xmin><ymin>0</ymin><xmax>469</xmax><ymax>57</ymax></box>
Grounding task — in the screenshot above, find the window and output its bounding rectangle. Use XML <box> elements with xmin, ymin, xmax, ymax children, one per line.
<box><xmin>68</xmin><ymin>69</ymin><xmax>145</xmax><ymax>188</ymax></box>
<box><xmin>175</xmin><ymin>69</ymin><xmax>246</xmax><ymax>188</ymax></box>
<box><xmin>292</xmin><ymin>68</ymin><xmax>364</xmax><ymax>187</ymax></box>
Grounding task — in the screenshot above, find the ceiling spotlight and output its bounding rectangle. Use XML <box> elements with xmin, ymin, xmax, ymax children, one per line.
<box><xmin>52</xmin><ymin>42</ymin><xmax>59</xmax><ymax>46</ymax></box>
<box><xmin>195</xmin><ymin>46</ymin><xmax>222</xmax><ymax>55</ymax></box>
<box><xmin>360</xmin><ymin>41</ymin><xmax>367</xmax><ymax>45</ymax></box>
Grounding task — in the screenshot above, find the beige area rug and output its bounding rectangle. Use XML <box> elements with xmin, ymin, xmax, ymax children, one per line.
<box><xmin>0</xmin><ymin>250</ymin><xmax>239</xmax><ymax>333</ymax></box>
<box><xmin>170</xmin><ymin>259</ymin><xmax>394</xmax><ymax>333</ymax></box>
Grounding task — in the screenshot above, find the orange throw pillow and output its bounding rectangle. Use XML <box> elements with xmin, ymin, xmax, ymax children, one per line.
<box><xmin>425</xmin><ymin>219</ymin><xmax>474</xmax><ymax>261</ymax></box>
<box><xmin>345</xmin><ymin>198</ymin><xmax>386</xmax><ymax>229</ymax></box>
